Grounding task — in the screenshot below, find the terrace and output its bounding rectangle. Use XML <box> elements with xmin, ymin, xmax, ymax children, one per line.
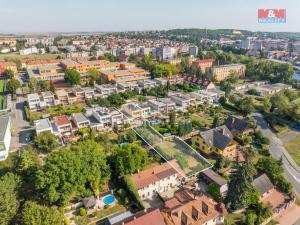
<box><xmin>133</xmin><ymin>121</ymin><xmax>212</xmax><ymax>178</ymax></box>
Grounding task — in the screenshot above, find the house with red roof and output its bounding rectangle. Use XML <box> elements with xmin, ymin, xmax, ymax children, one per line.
<box><xmin>54</xmin><ymin>115</ymin><xmax>73</xmax><ymax>137</ymax></box>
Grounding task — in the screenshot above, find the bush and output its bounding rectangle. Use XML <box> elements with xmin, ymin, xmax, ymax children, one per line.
<box><xmin>207</xmin><ymin>183</ymin><xmax>221</xmax><ymax>202</ymax></box>
<box><xmin>123</xmin><ymin>175</ymin><xmax>143</xmax><ymax>209</ymax></box>
<box><xmin>79</xmin><ymin>207</ymin><xmax>86</xmax><ymax>216</ymax></box>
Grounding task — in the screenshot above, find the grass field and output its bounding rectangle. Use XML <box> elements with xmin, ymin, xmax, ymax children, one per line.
<box><xmin>0</xmin><ymin>53</ymin><xmax>64</xmax><ymax>61</ymax></box>
<box><xmin>134</xmin><ymin>122</ymin><xmax>211</xmax><ymax>177</ymax></box>
<box><xmin>283</xmin><ymin>134</ymin><xmax>300</xmax><ymax>166</ymax></box>
<box><xmin>0</xmin><ymin>79</ymin><xmax>4</xmax><ymax>109</ymax></box>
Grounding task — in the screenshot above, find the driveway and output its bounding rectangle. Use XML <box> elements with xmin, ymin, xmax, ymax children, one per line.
<box><xmin>252</xmin><ymin>112</ymin><xmax>300</xmax><ymax>199</ymax></box>
<box><xmin>276</xmin><ymin>204</ymin><xmax>300</xmax><ymax>225</ymax></box>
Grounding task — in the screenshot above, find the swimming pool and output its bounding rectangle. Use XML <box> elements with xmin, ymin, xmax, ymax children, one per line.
<box><xmin>103</xmin><ymin>195</ymin><xmax>115</xmax><ymax>205</ymax></box>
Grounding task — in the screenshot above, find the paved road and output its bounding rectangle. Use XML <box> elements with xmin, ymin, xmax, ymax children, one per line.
<box><xmin>10</xmin><ymin>92</ymin><xmax>33</xmax><ymax>151</ymax></box>
<box><xmin>252</xmin><ymin>112</ymin><xmax>300</xmax><ymax>198</ymax></box>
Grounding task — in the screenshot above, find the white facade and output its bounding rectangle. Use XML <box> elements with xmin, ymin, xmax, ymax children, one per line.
<box><xmin>0</xmin><ymin>117</ymin><xmax>11</xmax><ymax>161</ymax></box>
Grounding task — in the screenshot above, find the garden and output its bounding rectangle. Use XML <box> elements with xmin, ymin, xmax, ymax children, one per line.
<box><xmin>134</xmin><ymin>122</ymin><xmax>212</xmax><ymax>177</ymax></box>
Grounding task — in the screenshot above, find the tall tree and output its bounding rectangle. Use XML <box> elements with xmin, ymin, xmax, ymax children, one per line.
<box><xmin>64</xmin><ymin>69</ymin><xmax>80</xmax><ymax>86</ymax></box>
<box><xmin>21</xmin><ymin>201</ymin><xmax>63</xmax><ymax>225</ymax></box>
<box><xmin>225</xmin><ymin>148</ymin><xmax>257</xmax><ymax>210</ymax></box>
<box><xmin>0</xmin><ymin>172</ymin><xmax>21</xmax><ymax>225</ymax></box>
<box><xmin>4</xmin><ymin>68</ymin><xmax>14</xmax><ymax>79</ymax></box>
<box><xmin>6</xmin><ymin>78</ymin><xmax>21</xmax><ymax>94</ymax></box>
<box><xmin>34</xmin><ymin>131</ymin><xmax>58</xmax><ymax>153</ymax></box>
<box><xmin>112</xmin><ymin>143</ymin><xmax>148</xmax><ymax>177</ymax></box>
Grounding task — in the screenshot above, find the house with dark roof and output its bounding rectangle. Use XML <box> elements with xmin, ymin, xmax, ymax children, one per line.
<box><xmin>224</xmin><ymin>116</ymin><xmax>249</xmax><ymax>136</ymax></box>
<box><xmin>191</xmin><ymin>125</ymin><xmax>238</xmax><ymax>160</ymax></box>
<box><xmin>253</xmin><ymin>174</ymin><xmax>292</xmax><ymax>211</ymax></box>
<box><xmin>199</xmin><ymin>169</ymin><xmax>228</xmax><ymax>196</ymax></box>
<box><xmin>130</xmin><ymin>160</ymin><xmax>184</xmax><ymax>201</ymax></box>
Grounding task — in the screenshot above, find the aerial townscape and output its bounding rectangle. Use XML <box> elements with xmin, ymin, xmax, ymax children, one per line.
<box><xmin>1</xmin><ymin>1</ymin><xmax>300</xmax><ymax>225</ymax></box>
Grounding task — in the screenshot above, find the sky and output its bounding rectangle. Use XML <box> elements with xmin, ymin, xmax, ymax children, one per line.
<box><xmin>0</xmin><ymin>0</ymin><xmax>299</xmax><ymax>33</ymax></box>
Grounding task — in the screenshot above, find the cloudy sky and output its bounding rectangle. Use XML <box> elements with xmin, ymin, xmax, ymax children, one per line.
<box><xmin>0</xmin><ymin>0</ymin><xmax>299</xmax><ymax>33</ymax></box>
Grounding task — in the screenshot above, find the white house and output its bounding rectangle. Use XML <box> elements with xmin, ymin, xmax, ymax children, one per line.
<box><xmin>0</xmin><ymin>116</ymin><xmax>11</xmax><ymax>161</ymax></box>
<box><xmin>34</xmin><ymin>118</ymin><xmax>54</xmax><ymax>135</ymax></box>
<box><xmin>130</xmin><ymin>160</ymin><xmax>184</xmax><ymax>200</ymax></box>
<box><xmin>27</xmin><ymin>93</ymin><xmax>41</xmax><ymax>110</ymax></box>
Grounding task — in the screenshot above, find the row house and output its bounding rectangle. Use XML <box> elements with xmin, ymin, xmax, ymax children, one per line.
<box><xmin>148</xmin><ymin>98</ymin><xmax>176</xmax><ymax>113</ymax></box>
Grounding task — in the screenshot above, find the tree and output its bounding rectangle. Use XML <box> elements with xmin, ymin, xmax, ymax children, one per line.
<box><xmin>17</xmin><ymin>146</ymin><xmax>39</xmax><ymax>181</ymax></box>
<box><xmin>212</xmin><ymin>115</ymin><xmax>220</xmax><ymax>128</ymax></box>
<box><xmin>177</xmin><ymin>120</ymin><xmax>193</xmax><ymax>136</ymax></box>
<box><xmin>270</xmin><ymin>92</ymin><xmax>290</xmax><ymax>116</ymax></box>
<box><xmin>237</xmin><ymin>97</ymin><xmax>254</xmax><ymax>116</ymax></box>
<box><xmin>225</xmin><ymin>148</ymin><xmax>257</xmax><ymax>210</ymax></box>
<box><xmin>64</xmin><ymin>69</ymin><xmax>80</xmax><ymax>86</ymax></box>
<box><xmin>112</xmin><ymin>143</ymin><xmax>148</xmax><ymax>177</ymax></box>
<box><xmin>21</xmin><ymin>201</ymin><xmax>63</xmax><ymax>225</ymax></box>
<box><xmin>87</xmin><ymin>69</ymin><xmax>99</xmax><ymax>86</ymax></box>
<box><xmin>169</xmin><ymin>111</ymin><xmax>177</xmax><ymax>131</ymax></box>
<box><xmin>4</xmin><ymin>68</ymin><xmax>14</xmax><ymax>79</ymax></box>
<box><xmin>7</xmin><ymin>78</ymin><xmax>21</xmax><ymax>94</ymax></box>
<box><xmin>36</xmin><ymin>140</ymin><xmax>110</xmax><ymax>205</ymax></box>
<box><xmin>0</xmin><ymin>172</ymin><xmax>21</xmax><ymax>225</ymax></box>
<box><xmin>244</xmin><ymin>211</ymin><xmax>257</xmax><ymax>225</ymax></box>
<box><xmin>34</xmin><ymin>131</ymin><xmax>58</xmax><ymax>152</ymax></box>
<box><xmin>207</xmin><ymin>183</ymin><xmax>221</xmax><ymax>202</ymax></box>
<box><xmin>262</xmin><ymin>97</ymin><xmax>272</xmax><ymax>113</ymax></box>
<box><xmin>127</xmin><ymin>130</ymin><xmax>137</xmax><ymax>143</ymax></box>
<box><xmin>227</xmin><ymin>72</ymin><xmax>239</xmax><ymax>84</ymax></box>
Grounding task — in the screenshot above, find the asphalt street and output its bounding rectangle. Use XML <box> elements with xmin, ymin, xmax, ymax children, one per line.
<box><xmin>252</xmin><ymin>112</ymin><xmax>300</xmax><ymax>198</ymax></box>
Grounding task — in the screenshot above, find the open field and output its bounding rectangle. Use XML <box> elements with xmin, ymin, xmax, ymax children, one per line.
<box><xmin>283</xmin><ymin>134</ymin><xmax>300</xmax><ymax>166</ymax></box>
<box><xmin>0</xmin><ymin>53</ymin><xmax>64</xmax><ymax>61</ymax></box>
<box><xmin>134</xmin><ymin>122</ymin><xmax>211</xmax><ymax>177</ymax></box>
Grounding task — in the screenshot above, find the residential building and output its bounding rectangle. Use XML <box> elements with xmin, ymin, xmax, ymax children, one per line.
<box><xmin>27</xmin><ymin>93</ymin><xmax>41</xmax><ymax>110</ymax></box>
<box><xmin>113</xmin><ymin>208</ymin><xmax>166</xmax><ymax>225</ymax></box>
<box><xmin>54</xmin><ymin>116</ymin><xmax>73</xmax><ymax>137</ymax></box>
<box><xmin>170</xmin><ymin>94</ymin><xmax>196</xmax><ymax>111</ymax></box>
<box><xmin>162</xmin><ymin>189</ymin><xmax>227</xmax><ymax>225</ymax></box>
<box><xmin>224</xmin><ymin>116</ymin><xmax>249</xmax><ymax>136</ymax></box>
<box><xmin>0</xmin><ymin>116</ymin><xmax>11</xmax><ymax>161</ymax></box>
<box><xmin>94</xmin><ymin>84</ymin><xmax>118</xmax><ymax>97</ymax></box>
<box><xmin>190</xmin><ymin>90</ymin><xmax>219</xmax><ymax>104</ymax></box>
<box><xmin>41</xmin><ymin>91</ymin><xmax>56</xmax><ymax>107</ymax></box>
<box><xmin>255</xmin><ymin>83</ymin><xmax>293</xmax><ymax>96</ymax></box>
<box><xmin>27</xmin><ymin>64</ymin><xmax>65</xmax><ymax>81</ymax></box>
<box><xmin>156</xmin><ymin>47</ymin><xmax>177</xmax><ymax>60</ymax></box>
<box><xmin>82</xmin><ymin>87</ymin><xmax>95</xmax><ymax>99</ymax></box>
<box><xmin>60</xmin><ymin>59</ymin><xmax>117</xmax><ymax>73</ymax></box>
<box><xmin>121</xmin><ymin>103</ymin><xmax>150</xmax><ymax>119</ymax></box>
<box><xmin>189</xmin><ymin>46</ymin><xmax>199</xmax><ymax>56</ymax></box>
<box><xmin>34</xmin><ymin>118</ymin><xmax>53</xmax><ymax>135</ymax></box>
<box><xmin>0</xmin><ymin>61</ymin><xmax>17</xmax><ymax>76</ymax></box>
<box><xmin>130</xmin><ymin>160</ymin><xmax>183</xmax><ymax>200</ymax></box>
<box><xmin>192</xmin><ymin>59</ymin><xmax>214</xmax><ymax>74</ymax></box>
<box><xmin>149</xmin><ymin>98</ymin><xmax>176</xmax><ymax>113</ymax></box>
<box><xmin>100</xmin><ymin>67</ymin><xmax>150</xmax><ymax>83</ymax></box>
<box><xmin>137</xmin><ymin>79</ymin><xmax>157</xmax><ymax>89</ymax></box>
<box><xmin>199</xmin><ymin>169</ymin><xmax>228</xmax><ymax>197</ymax></box>
<box><xmin>210</xmin><ymin>64</ymin><xmax>246</xmax><ymax>81</ymax></box>
<box><xmin>20</xmin><ymin>47</ymin><xmax>38</xmax><ymax>55</ymax></box>
<box><xmin>72</xmin><ymin>113</ymin><xmax>90</xmax><ymax>129</ymax></box>
<box><xmin>92</xmin><ymin>107</ymin><xmax>125</xmax><ymax>130</ymax></box>
<box><xmin>192</xmin><ymin>125</ymin><xmax>239</xmax><ymax>160</ymax></box>
<box><xmin>72</xmin><ymin>87</ymin><xmax>85</xmax><ymax>101</ymax></box>
<box><xmin>55</xmin><ymin>90</ymin><xmax>69</xmax><ymax>105</ymax></box>
<box><xmin>117</xmin><ymin>82</ymin><xmax>139</xmax><ymax>92</ymax></box>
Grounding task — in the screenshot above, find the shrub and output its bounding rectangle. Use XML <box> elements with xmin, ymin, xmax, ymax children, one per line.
<box><xmin>79</xmin><ymin>207</ymin><xmax>86</xmax><ymax>216</ymax></box>
<box><xmin>207</xmin><ymin>183</ymin><xmax>221</xmax><ymax>202</ymax></box>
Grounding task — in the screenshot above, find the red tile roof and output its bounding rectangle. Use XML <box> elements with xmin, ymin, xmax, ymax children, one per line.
<box><xmin>116</xmin><ymin>208</ymin><xmax>166</xmax><ymax>225</ymax></box>
<box><xmin>130</xmin><ymin>160</ymin><xmax>183</xmax><ymax>189</ymax></box>
<box><xmin>55</xmin><ymin>116</ymin><xmax>70</xmax><ymax>126</ymax></box>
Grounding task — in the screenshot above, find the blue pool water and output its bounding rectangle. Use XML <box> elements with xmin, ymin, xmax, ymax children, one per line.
<box><xmin>293</xmin><ymin>73</ymin><xmax>300</xmax><ymax>81</ymax></box>
<box><xmin>103</xmin><ymin>195</ymin><xmax>115</xmax><ymax>205</ymax></box>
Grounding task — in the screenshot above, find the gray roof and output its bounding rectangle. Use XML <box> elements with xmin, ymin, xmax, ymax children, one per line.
<box><xmin>73</xmin><ymin>113</ymin><xmax>89</xmax><ymax>123</ymax></box>
<box><xmin>225</xmin><ymin>117</ymin><xmax>248</xmax><ymax>135</ymax></box>
<box><xmin>83</xmin><ymin>196</ymin><xmax>96</xmax><ymax>208</ymax></box>
<box><xmin>108</xmin><ymin>211</ymin><xmax>133</xmax><ymax>225</ymax></box>
<box><xmin>200</xmin><ymin>125</ymin><xmax>233</xmax><ymax>150</ymax></box>
<box><xmin>35</xmin><ymin>118</ymin><xmax>52</xmax><ymax>132</ymax></box>
<box><xmin>0</xmin><ymin>116</ymin><xmax>10</xmax><ymax>141</ymax></box>
<box><xmin>253</xmin><ymin>174</ymin><xmax>274</xmax><ymax>196</ymax></box>
<box><xmin>201</xmin><ymin>169</ymin><xmax>227</xmax><ymax>186</ymax></box>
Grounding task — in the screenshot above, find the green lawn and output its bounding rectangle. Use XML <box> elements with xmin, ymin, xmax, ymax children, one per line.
<box><xmin>283</xmin><ymin>134</ymin><xmax>300</xmax><ymax>166</ymax></box>
<box><xmin>0</xmin><ymin>79</ymin><xmax>3</xmax><ymax>109</ymax></box>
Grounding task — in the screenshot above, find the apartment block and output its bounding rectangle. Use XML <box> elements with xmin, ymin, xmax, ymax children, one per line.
<box><xmin>0</xmin><ymin>116</ymin><xmax>11</xmax><ymax>161</ymax></box>
<box><xmin>210</xmin><ymin>64</ymin><xmax>246</xmax><ymax>81</ymax></box>
<box><xmin>192</xmin><ymin>59</ymin><xmax>214</xmax><ymax>74</ymax></box>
